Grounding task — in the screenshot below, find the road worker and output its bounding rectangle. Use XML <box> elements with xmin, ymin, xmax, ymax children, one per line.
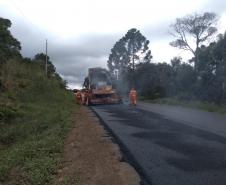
<box><xmin>129</xmin><ymin>87</ymin><xmax>137</xmax><ymax>106</ymax></box>
<box><xmin>75</xmin><ymin>90</ymin><xmax>82</xmax><ymax>105</ymax></box>
<box><xmin>81</xmin><ymin>89</ymin><xmax>85</xmax><ymax>105</ymax></box>
<box><xmin>84</xmin><ymin>89</ymin><xmax>89</xmax><ymax>106</ymax></box>
<box><xmin>73</xmin><ymin>89</ymin><xmax>78</xmax><ymax>101</ymax></box>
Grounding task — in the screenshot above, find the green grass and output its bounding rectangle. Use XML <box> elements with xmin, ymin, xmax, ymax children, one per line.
<box><xmin>0</xmin><ymin>60</ymin><xmax>77</xmax><ymax>185</ymax></box>
<box><xmin>143</xmin><ymin>97</ymin><xmax>226</xmax><ymax>114</ymax></box>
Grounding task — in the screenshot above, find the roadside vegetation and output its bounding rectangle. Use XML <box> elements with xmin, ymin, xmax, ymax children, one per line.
<box><xmin>108</xmin><ymin>12</ymin><xmax>226</xmax><ymax>112</ymax></box>
<box><xmin>0</xmin><ymin>17</ymin><xmax>76</xmax><ymax>185</ymax></box>
<box><xmin>141</xmin><ymin>97</ymin><xmax>226</xmax><ymax>114</ymax></box>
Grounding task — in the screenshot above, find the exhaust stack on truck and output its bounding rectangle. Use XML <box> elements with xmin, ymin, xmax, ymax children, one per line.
<box><xmin>83</xmin><ymin>67</ymin><xmax>121</xmax><ymax>105</ymax></box>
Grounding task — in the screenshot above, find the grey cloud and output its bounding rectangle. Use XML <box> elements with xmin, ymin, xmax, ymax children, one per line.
<box><xmin>48</xmin><ymin>34</ymin><xmax>119</xmax><ymax>87</ymax></box>
<box><xmin>142</xmin><ymin>20</ymin><xmax>172</xmax><ymax>42</ymax></box>
<box><xmin>54</xmin><ymin>55</ymin><xmax>107</xmax><ymax>76</ymax></box>
<box><xmin>50</xmin><ymin>34</ymin><xmax>120</xmax><ymax>59</ymax></box>
<box><xmin>2</xmin><ymin>2</ymin><xmax>225</xmax><ymax>88</ymax></box>
<box><xmin>0</xmin><ymin>12</ymin><xmax>118</xmax><ymax>87</ymax></box>
<box><xmin>54</xmin><ymin>55</ymin><xmax>107</xmax><ymax>87</ymax></box>
<box><xmin>201</xmin><ymin>0</ymin><xmax>226</xmax><ymax>14</ymax></box>
<box><xmin>60</xmin><ymin>74</ymin><xmax>81</xmax><ymax>86</ymax></box>
<box><xmin>1</xmin><ymin>13</ymin><xmax>47</xmax><ymax>58</ymax></box>
<box><xmin>0</xmin><ymin>14</ymin><xmax>175</xmax><ymax>88</ymax></box>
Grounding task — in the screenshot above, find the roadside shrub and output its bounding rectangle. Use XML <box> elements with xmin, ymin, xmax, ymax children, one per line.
<box><xmin>0</xmin><ymin>105</ymin><xmax>20</xmax><ymax>123</ymax></box>
<box><xmin>0</xmin><ymin>59</ymin><xmax>76</xmax><ymax>184</ymax></box>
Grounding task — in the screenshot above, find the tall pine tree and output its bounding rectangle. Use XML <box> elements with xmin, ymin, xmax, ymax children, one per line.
<box><xmin>107</xmin><ymin>28</ymin><xmax>152</xmax><ymax>79</ymax></box>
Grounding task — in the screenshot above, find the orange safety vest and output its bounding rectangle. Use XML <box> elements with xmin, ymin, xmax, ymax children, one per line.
<box><xmin>76</xmin><ymin>91</ymin><xmax>82</xmax><ymax>104</ymax></box>
<box><xmin>129</xmin><ymin>89</ymin><xmax>137</xmax><ymax>105</ymax></box>
<box><xmin>130</xmin><ymin>90</ymin><xmax>137</xmax><ymax>97</ymax></box>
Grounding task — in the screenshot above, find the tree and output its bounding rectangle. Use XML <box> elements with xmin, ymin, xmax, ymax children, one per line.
<box><xmin>107</xmin><ymin>28</ymin><xmax>152</xmax><ymax>78</ymax></box>
<box><xmin>0</xmin><ymin>17</ymin><xmax>21</xmax><ymax>62</ymax></box>
<box><xmin>169</xmin><ymin>12</ymin><xmax>218</xmax><ymax>68</ymax></box>
<box><xmin>189</xmin><ymin>32</ymin><xmax>226</xmax><ymax>103</ymax></box>
<box><xmin>33</xmin><ymin>53</ymin><xmax>56</xmax><ymax>76</ymax></box>
<box><xmin>171</xmin><ymin>56</ymin><xmax>182</xmax><ymax>71</ymax></box>
<box><xmin>133</xmin><ymin>62</ymin><xmax>173</xmax><ymax>99</ymax></box>
<box><xmin>134</xmin><ymin>62</ymin><xmax>159</xmax><ymax>98</ymax></box>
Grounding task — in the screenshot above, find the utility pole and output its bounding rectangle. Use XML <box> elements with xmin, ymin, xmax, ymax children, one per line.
<box><xmin>132</xmin><ymin>43</ymin><xmax>135</xmax><ymax>88</ymax></box>
<box><xmin>45</xmin><ymin>39</ymin><xmax>48</xmax><ymax>76</ymax></box>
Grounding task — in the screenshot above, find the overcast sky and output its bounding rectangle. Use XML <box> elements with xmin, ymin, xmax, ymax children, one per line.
<box><xmin>1</xmin><ymin>0</ymin><xmax>226</xmax><ymax>88</ymax></box>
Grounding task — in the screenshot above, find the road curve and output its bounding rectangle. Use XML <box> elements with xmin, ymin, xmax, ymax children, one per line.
<box><xmin>91</xmin><ymin>103</ymin><xmax>226</xmax><ymax>185</ymax></box>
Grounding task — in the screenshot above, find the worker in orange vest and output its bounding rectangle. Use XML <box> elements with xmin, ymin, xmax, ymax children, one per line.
<box><xmin>84</xmin><ymin>89</ymin><xmax>90</xmax><ymax>106</ymax></box>
<box><xmin>129</xmin><ymin>87</ymin><xmax>137</xmax><ymax>106</ymax></box>
<box><xmin>74</xmin><ymin>90</ymin><xmax>78</xmax><ymax>101</ymax></box>
<box><xmin>81</xmin><ymin>89</ymin><xmax>85</xmax><ymax>105</ymax></box>
<box><xmin>75</xmin><ymin>90</ymin><xmax>82</xmax><ymax>105</ymax></box>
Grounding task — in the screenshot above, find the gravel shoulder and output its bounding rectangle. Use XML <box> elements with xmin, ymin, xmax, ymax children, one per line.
<box><xmin>54</xmin><ymin>106</ymin><xmax>140</xmax><ymax>185</ymax></box>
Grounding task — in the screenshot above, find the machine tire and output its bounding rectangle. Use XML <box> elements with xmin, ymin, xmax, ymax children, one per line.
<box><xmin>86</xmin><ymin>98</ymin><xmax>91</xmax><ymax>106</ymax></box>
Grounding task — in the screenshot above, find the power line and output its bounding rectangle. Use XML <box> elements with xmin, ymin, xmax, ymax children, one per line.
<box><xmin>8</xmin><ymin>0</ymin><xmax>49</xmax><ymax>75</ymax></box>
<box><xmin>45</xmin><ymin>39</ymin><xmax>48</xmax><ymax>76</ymax></box>
<box><xmin>8</xmin><ymin>0</ymin><xmax>45</xmax><ymax>37</ymax></box>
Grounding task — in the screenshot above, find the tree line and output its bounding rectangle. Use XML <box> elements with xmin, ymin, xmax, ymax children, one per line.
<box><xmin>0</xmin><ymin>17</ymin><xmax>66</xmax><ymax>92</ymax></box>
<box><xmin>0</xmin><ymin>17</ymin><xmax>75</xmax><ymax>185</ymax></box>
<box><xmin>108</xmin><ymin>12</ymin><xmax>226</xmax><ymax>104</ymax></box>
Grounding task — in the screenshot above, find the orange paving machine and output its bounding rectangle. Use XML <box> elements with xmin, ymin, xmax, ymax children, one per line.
<box><xmin>83</xmin><ymin>68</ymin><xmax>121</xmax><ymax>105</ymax></box>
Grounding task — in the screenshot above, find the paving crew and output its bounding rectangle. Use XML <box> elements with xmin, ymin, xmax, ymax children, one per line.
<box><xmin>129</xmin><ymin>87</ymin><xmax>137</xmax><ymax>106</ymax></box>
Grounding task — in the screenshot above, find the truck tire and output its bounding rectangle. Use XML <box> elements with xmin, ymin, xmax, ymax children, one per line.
<box><xmin>86</xmin><ymin>98</ymin><xmax>91</xmax><ymax>106</ymax></box>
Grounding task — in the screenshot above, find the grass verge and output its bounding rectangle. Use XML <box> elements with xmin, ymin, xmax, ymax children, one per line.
<box><xmin>0</xmin><ymin>60</ymin><xmax>77</xmax><ymax>185</ymax></box>
<box><xmin>141</xmin><ymin>97</ymin><xmax>226</xmax><ymax>114</ymax></box>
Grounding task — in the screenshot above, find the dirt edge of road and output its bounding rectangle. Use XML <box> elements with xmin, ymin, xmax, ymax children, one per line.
<box><xmin>53</xmin><ymin>106</ymin><xmax>140</xmax><ymax>185</ymax></box>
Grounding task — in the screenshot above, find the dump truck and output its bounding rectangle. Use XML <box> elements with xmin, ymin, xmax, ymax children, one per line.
<box><xmin>83</xmin><ymin>67</ymin><xmax>121</xmax><ymax>105</ymax></box>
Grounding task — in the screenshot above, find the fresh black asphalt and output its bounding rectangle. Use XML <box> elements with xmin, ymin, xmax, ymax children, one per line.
<box><xmin>91</xmin><ymin>104</ymin><xmax>226</xmax><ymax>185</ymax></box>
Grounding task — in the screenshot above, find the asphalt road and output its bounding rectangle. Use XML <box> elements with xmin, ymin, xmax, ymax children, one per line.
<box><xmin>91</xmin><ymin>103</ymin><xmax>226</xmax><ymax>185</ymax></box>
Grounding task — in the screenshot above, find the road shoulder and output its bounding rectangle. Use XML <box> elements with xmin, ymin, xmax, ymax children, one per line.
<box><xmin>53</xmin><ymin>106</ymin><xmax>140</xmax><ymax>185</ymax></box>
<box><xmin>138</xmin><ymin>101</ymin><xmax>226</xmax><ymax>137</ymax></box>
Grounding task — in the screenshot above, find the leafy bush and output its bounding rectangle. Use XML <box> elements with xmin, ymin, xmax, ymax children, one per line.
<box><xmin>0</xmin><ymin>105</ymin><xmax>21</xmax><ymax>123</ymax></box>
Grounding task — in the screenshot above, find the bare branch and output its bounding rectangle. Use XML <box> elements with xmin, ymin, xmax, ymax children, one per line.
<box><xmin>169</xmin><ymin>12</ymin><xmax>218</xmax><ymax>66</ymax></box>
